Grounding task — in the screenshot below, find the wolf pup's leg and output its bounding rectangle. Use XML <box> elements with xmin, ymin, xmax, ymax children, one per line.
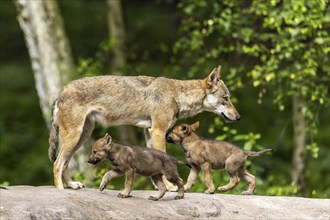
<box><xmin>239</xmin><ymin>169</ymin><xmax>256</xmax><ymax>195</ymax></box>
<box><xmin>218</xmin><ymin>156</ymin><xmax>242</xmax><ymax>193</ymax></box>
<box><xmin>173</xmin><ymin>177</ymin><xmax>184</xmax><ymax>200</ymax></box>
<box><xmin>118</xmin><ymin>169</ymin><xmax>135</xmax><ymax>198</ymax></box>
<box><xmin>148</xmin><ymin>174</ymin><xmax>166</xmax><ymax>201</ymax></box>
<box><xmin>99</xmin><ymin>170</ymin><xmax>123</xmax><ymax>191</ymax></box>
<box><xmin>184</xmin><ymin>164</ymin><xmax>201</xmax><ymax>191</ymax></box>
<box><xmin>201</xmin><ymin>163</ymin><xmax>215</xmax><ymax>194</ymax></box>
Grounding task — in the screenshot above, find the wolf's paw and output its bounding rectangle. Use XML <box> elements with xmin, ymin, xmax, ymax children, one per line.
<box><xmin>184</xmin><ymin>185</ymin><xmax>191</xmax><ymax>192</ymax></box>
<box><xmin>217</xmin><ymin>186</ymin><xmax>227</xmax><ymax>192</ymax></box>
<box><xmin>148</xmin><ymin>196</ymin><xmax>159</xmax><ymax>201</ymax></box>
<box><xmin>67</xmin><ymin>181</ymin><xmax>84</xmax><ymax>190</ymax></box>
<box><xmin>174</xmin><ymin>195</ymin><xmax>184</xmax><ymax>200</ymax></box>
<box><xmin>99</xmin><ymin>181</ymin><xmax>108</xmax><ymax>191</ymax></box>
<box><xmin>241</xmin><ymin>191</ymin><xmax>253</xmax><ymax>195</ymax></box>
<box><xmin>165</xmin><ymin>184</ymin><xmax>178</xmax><ymax>192</ymax></box>
<box><xmin>117</xmin><ymin>193</ymin><xmax>129</xmax><ymax>198</ymax></box>
<box><xmin>204</xmin><ymin>189</ymin><xmax>215</xmax><ymax>194</ymax></box>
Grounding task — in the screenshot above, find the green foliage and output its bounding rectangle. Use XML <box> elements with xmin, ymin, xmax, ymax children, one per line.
<box><xmin>1</xmin><ymin>181</ymin><xmax>10</xmax><ymax>186</ymax></box>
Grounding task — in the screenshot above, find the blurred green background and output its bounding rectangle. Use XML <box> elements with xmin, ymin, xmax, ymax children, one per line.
<box><xmin>0</xmin><ymin>0</ymin><xmax>329</xmax><ymax>198</ymax></box>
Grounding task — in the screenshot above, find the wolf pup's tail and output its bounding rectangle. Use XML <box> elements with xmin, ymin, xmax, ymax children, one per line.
<box><xmin>171</xmin><ymin>157</ymin><xmax>192</xmax><ymax>168</ymax></box>
<box><xmin>48</xmin><ymin>99</ymin><xmax>59</xmax><ymax>162</ymax></box>
<box><xmin>244</xmin><ymin>149</ymin><xmax>274</xmax><ymax>157</ymax></box>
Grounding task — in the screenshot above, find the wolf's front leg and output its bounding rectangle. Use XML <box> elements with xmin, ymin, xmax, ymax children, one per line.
<box><xmin>144</xmin><ymin>128</ymin><xmax>153</xmax><ymax>148</ymax></box>
<box><xmin>184</xmin><ymin>164</ymin><xmax>201</xmax><ymax>191</ymax></box>
<box><xmin>118</xmin><ymin>169</ymin><xmax>135</xmax><ymax>198</ymax></box>
<box><xmin>201</xmin><ymin>163</ymin><xmax>215</xmax><ymax>194</ymax></box>
<box><xmin>149</xmin><ymin>127</ymin><xmax>166</xmax><ymax>152</ymax></box>
<box><xmin>149</xmin><ymin>119</ymin><xmax>178</xmax><ymax>191</ymax></box>
<box><xmin>148</xmin><ymin>174</ymin><xmax>166</xmax><ymax>201</ymax></box>
<box><xmin>99</xmin><ymin>170</ymin><xmax>123</xmax><ymax>191</ymax></box>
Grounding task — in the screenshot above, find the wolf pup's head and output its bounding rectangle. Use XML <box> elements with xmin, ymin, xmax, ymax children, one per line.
<box><xmin>166</xmin><ymin>121</ymin><xmax>200</xmax><ymax>144</ymax></box>
<box><xmin>203</xmin><ymin>66</ymin><xmax>241</xmax><ymax>122</ymax></box>
<box><xmin>88</xmin><ymin>133</ymin><xmax>112</xmax><ymax>164</ymax></box>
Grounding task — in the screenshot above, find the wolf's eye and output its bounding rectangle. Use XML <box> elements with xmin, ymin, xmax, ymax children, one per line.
<box><xmin>93</xmin><ymin>150</ymin><xmax>97</xmax><ymax>154</ymax></box>
<box><xmin>223</xmin><ymin>95</ymin><xmax>229</xmax><ymax>101</ymax></box>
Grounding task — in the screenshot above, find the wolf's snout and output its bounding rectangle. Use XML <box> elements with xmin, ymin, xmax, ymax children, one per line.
<box><xmin>166</xmin><ymin>134</ymin><xmax>174</xmax><ymax>143</ymax></box>
<box><xmin>88</xmin><ymin>158</ymin><xmax>99</xmax><ymax>164</ymax></box>
<box><xmin>236</xmin><ymin>115</ymin><xmax>241</xmax><ymax>120</ymax></box>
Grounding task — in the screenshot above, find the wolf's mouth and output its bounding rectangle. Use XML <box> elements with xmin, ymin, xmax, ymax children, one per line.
<box><xmin>221</xmin><ymin>112</ymin><xmax>235</xmax><ymax>122</ymax></box>
<box><xmin>88</xmin><ymin>158</ymin><xmax>101</xmax><ymax>164</ymax></box>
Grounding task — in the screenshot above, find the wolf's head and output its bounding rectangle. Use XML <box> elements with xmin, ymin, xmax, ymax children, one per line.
<box><xmin>202</xmin><ymin>66</ymin><xmax>241</xmax><ymax>122</ymax></box>
<box><xmin>166</xmin><ymin>121</ymin><xmax>200</xmax><ymax>144</ymax></box>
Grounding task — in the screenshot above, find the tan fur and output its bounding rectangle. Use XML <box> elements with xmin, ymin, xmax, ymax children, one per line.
<box><xmin>166</xmin><ymin>122</ymin><xmax>273</xmax><ymax>195</ymax></box>
<box><xmin>48</xmin><ymin>66</ymin><xmax>240</xmax><ymax>189</ymax></box>
<box><xmin>88</xmin><ymin>134</ymin><xmax>185</xmax><ymax>201</ymax></box>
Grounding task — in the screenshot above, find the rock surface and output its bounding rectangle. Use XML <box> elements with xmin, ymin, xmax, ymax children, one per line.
<box><xmin>0</xmin><ymin>186</ymin><xmax>329</xmax><ymax>219</ymax></box>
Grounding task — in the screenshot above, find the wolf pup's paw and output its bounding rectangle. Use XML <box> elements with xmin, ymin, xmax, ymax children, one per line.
<box><xmin>217</xmin><ymin>186</ymin><xmax>227</xmax><ymax>192</ymax></box>
<box><xmin>241</xmin><ymin>191</ymin><xmax>253</xmax><ymax>195</ymax></box>
<box><xmin>204</xmin><ymin>189</ymin><xmax>215</xmax><ymax>194</ymax></box>
<box><xmin>184</xmin><ymin>185</ymin><xmax>191</xmax><ymax>192</ymax></box>
<box><xmin>166</xmin><ymin>184</ymin><xmax>178</xmax><ymax>192</ymax></box>
<box><xmin>174</xmin><ymin>195</ymin><xmax>184</xmax><ymax>200</ymax></box>
<box><xmin>99</xmin><ymin>181</ymin><xmax>108</xmax><ymax>191</ymax></box>
<box><xmin>148</xmin><ymin>196</ymin><xmax>159</xmax><ymax>201</ymax></box>
<box><xmin>117</xmin><ymin>193</ymin><xmax>129</xmax><ymax>198</ymax></box>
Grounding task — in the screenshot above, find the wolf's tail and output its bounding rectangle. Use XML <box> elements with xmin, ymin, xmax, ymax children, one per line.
<box><xmin>48</xmin><ymin>99</ymin><xmax>59</xmax><ymax>162</ymax></box>
<box><xmin>171</xmin><ymin>157</ymin><xmax>192</xmax><ymax>168</ymax></box>
<box><xmin>244</xmin><ymin>149</ymin><xmax>274</xmax><ymax>157</ymax></box>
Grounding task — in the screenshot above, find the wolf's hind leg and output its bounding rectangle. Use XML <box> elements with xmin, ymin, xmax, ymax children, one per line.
<box><xmin>62</xmin><ymin>117</ymin><xmax>95</xmax><ymax>189</ymax></box>
<box><xmin>148</xmin><ymin>174</ymin><xmax>166</xmax><ymax>201</ymax></box>
<box><xmin>184</xmin><ymin>164</ymin><xmax>201</xmax><ymax>191</ymax></box>
<box><xmin>239</xmin><ymin>169</ymin><xmax>256</xmax><ymax>195</ymax></box>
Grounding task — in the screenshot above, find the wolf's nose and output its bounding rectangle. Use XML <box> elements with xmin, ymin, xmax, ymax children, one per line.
<box><xmin>166</xmin><ymin>134</ymin><xmax>174</xmax><ymax>143</ymax></box>
<box><xmin>236</xmin><ymin>115</ymin><xmax>241</xmax><ymax>120</ymax></box>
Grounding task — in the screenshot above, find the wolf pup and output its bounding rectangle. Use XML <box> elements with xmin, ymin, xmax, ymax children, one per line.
<box><xmin>88</xmin><ymin>133</ymin><xmax>186</xmax><ymax>201</ymax></box>
<box><xmin>166</xmin><ymin>122</ymin><xmax>273</xmax><ymax>195</ymax></box>
<box><xmin>49</xmin><ymin>66</ymin><xmax>240</xmax><ymax>189</ymax></box>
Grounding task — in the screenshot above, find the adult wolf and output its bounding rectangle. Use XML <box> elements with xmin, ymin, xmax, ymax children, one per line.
<box><xmin>49</xmin><ymin>66</ymin><xmax>240</xmax><ymax>189</ymax></box>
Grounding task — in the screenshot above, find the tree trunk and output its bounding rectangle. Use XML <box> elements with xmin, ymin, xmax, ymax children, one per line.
<box><xmin>14</xmin><ymin>0</ymin><xmax>92</xmax><ymax>181</ymax></box>
<box><xmin>106</xmin><ymin>0</ymin><xmax>138</xmax><ymax>144</ymax></box>
<box><xmin>291</xmin><ymin>95</ymin><xmax>307</xmax><ymax>195</ymax></box>
<box><xmin>14</xmin><ymin>0</ymin><xmax>73</xmax><ymax>124</ymax></box>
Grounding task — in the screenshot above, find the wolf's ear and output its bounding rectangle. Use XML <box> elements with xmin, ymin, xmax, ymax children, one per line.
<box><xmin>205</xmin><ymin>66</ymin><xmax>220</xmax><ymax>88</ymax></box>
<box><xmin>217</xmin><ymin>65</ymin><xmax>221</xmax><ymax>78</ymax></box>
<box><xmin>180</xmin><ymin>125</ymin><xmax>189</xmax><ymax>134</ymax></box>
<box><xmin>104</xmin><ymin>133</ymin><xmax>112</xmax><ymax>145</ymax></box>
<box><xmin>190</xmin><ymin>121</ymin><xmax>200</xmax><ymax>131</ymax></box>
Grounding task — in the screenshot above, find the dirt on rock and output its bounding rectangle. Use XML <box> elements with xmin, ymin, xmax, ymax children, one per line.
<box><xmin>0</xmin><ymin>186</ymin><xmax>329</xmax><ymax>219</ymax></box>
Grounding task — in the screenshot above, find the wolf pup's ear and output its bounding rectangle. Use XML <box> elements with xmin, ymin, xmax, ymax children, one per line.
<box><xmin>181</xmin><ymin>125</ymin><xmax>189</xmax><ymax>134</ymax></box>
<box><xmin>190</xmin><ymin>121</ymin><xmax>200</xmax><ymax>131</ymax></box>
<box><xmin>104</xmin><ymin>133</ymin><xmax>112</xmax><ymax>145</ymax></box>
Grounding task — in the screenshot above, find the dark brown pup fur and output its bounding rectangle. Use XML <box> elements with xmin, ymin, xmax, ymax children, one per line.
<box><xmin>88</xmin><ymin>133</ymin><xmax>185</xmax><ymax>201</ymax></box>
